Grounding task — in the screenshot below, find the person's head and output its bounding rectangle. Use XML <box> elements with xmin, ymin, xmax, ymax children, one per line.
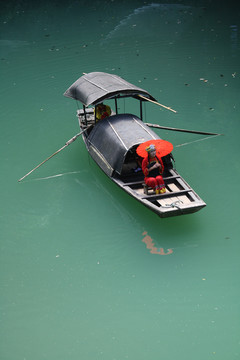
<box><xmin>146</xmin><ymin>144</ymin><xmax>156</xmax><ymax>158</ymax></box>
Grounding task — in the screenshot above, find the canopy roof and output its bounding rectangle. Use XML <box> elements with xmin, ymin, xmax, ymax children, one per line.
<box><xmin>63</xmin><ymin>72</ymin><xmax>157</xmax><ymax>106</ymax></box>
<box><xmin>87</xmin><ymin>113</ymin><xmax>160</xmax><ymax>175</ymax></box>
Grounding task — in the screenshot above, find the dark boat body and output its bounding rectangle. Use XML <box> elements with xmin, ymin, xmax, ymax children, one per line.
<box><xmin>64</xmin><ymin>72</ymin><xmax>206</xmax><ymax>218</ymax></box>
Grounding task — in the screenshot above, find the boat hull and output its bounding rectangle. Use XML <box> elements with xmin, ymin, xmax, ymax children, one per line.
<box><xmin>77</xmin><ymin>111</ymin><xmax>206</xmax><ymax>218</ymax></box>
<box><xmin>111</xmin><ymin>170</ymin><xmax>206</xmax><ymax>218</ymax></box>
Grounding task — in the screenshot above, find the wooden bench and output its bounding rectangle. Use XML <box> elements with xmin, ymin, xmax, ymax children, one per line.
<box><xmin>143</xmin><ymin>183</ymin><xmax>155</xmax><ymax>195</ymax></box>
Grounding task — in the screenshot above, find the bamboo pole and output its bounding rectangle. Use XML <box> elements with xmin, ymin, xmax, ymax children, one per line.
<box><xmin>145</xmin><ymin>122</ymin><xmax>222</xmax><ymax>136</ymax></box>
<box><xmin>18</xmin><ymin>126</ymin><xmax>91</xmax><ymax>182</ymax></box>
<box><xmin>138</xmin><ymin>94</ymin><xmax>177</xmax><ymax>113</ymax></box>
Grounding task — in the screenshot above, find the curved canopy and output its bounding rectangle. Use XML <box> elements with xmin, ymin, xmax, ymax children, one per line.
<box><xmin>87</xmin><ymin>114</ymin><xmax>160</xmax><ymax>175</ymax></box>
<box><xmin>63</xmin><ymin>72</ymin><xmax>157</xmax><ymax>106</ymax></box>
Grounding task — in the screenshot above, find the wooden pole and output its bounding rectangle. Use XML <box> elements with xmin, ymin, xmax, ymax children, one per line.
<box><xmin>145</xmin><ymin>122</ymin><xmax>222</xmax><ymax>136</ymax></box>
<box><xmin>18</xmin><ymin>126</ymin><xmax>92</xmax><ymax>182</ymax></box>
<box><xmin>138</xmin><ymin>95</ymin><xmax>177</xmax><ymax>113</ymax></box>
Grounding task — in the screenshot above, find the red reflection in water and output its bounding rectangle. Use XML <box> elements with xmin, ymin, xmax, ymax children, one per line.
<box><xmin>142</xmin><ymin>231</ymin><xmax>173</xmax><ymax>255</ymax></box>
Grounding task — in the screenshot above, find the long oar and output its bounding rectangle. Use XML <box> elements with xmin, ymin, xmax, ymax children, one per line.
<box><xmin>138</xmin><ymin>94</ymin><xmax>177</xmax><ymax>113</ymax></box>
<box><xmin>145</xmin><ymin>122</ymin><xmax>222</xmax><ymax>136</ymax></box>
<box><xmin>18</xmin><ymin>126</ymin><xmax>91</xmax><ymax>182</ymax></box>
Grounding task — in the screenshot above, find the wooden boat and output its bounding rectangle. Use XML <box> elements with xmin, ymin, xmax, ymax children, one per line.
<box><xmin>64</xmin><ymin>72</ymin><xmax>206</xmax><ymax>217</ymax></box>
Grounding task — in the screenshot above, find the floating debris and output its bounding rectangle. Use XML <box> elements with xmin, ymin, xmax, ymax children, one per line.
<box><xmin>49</xmin><ymin>46</ymin><xmax>59</xmax><ymax>51</ymax></box>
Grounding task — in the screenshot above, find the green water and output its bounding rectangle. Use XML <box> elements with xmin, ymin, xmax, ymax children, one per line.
<box><xmin>1</xmin><ymin>1</ymin><xmax>240</xmax><ymax>359</ymax></box>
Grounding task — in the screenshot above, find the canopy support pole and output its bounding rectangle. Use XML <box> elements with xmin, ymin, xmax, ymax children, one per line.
<box><xmin>83</xmin><ymin>105</ymin><xmax>87</xmax><ymax>125</ymax></box>
<box><xmin>140</xmin><ymin>100</ymin><xmax>143</xmax><ymax>120</ymax></box>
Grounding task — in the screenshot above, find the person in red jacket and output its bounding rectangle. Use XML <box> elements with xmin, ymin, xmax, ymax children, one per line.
<box><xmin>142</xmin><ymin>144</ymin><xmax>166</xmax><ymax>194</ymax></box>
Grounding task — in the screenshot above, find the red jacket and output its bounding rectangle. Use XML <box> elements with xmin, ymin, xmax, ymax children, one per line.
<box><xmin>142</xmin><ymin>155</ymin><xmax>164</xmax><ymax>178</ymax></box>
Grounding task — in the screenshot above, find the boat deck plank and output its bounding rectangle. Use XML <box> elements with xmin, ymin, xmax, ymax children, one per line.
<box><xmin>157</xmin><ymin>194</ymin><xmax>192</xmax><ymax>208</ymax></box>
<box><xmin>141</xmin><ymin>189</ymin><xmax>192</xmax><ymax>200</ymax></box>
<box><xmin>121</xmin><ymin>174</ymin><xmax>180</xmax><ymax>187</ymax></box>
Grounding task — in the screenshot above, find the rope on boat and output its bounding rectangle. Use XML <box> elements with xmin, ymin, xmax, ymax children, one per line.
<box><xmin>161</xmin><ymin>200</ymin><xmax>183</xmax><ymax>210</ymax></box>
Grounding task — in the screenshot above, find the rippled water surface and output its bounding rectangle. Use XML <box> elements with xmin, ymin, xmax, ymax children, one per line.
<box><xmin>1</xmin><ymin>1</ymin><xmax>240</xmax><ymax>359</ymax></box>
